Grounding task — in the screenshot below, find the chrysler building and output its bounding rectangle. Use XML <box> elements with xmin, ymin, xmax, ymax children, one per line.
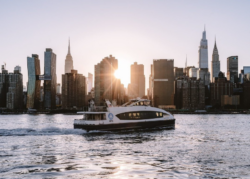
<box><xmin>65</xmin><ymin>39</ymin><xmax>73</xmax><ymax>73</ymax></box>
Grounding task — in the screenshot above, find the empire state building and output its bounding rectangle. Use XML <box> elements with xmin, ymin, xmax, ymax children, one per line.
<box><xmin>65</xmin><ymin>39</ymin><xmax>73</xmax><ymax>73</ymax></box>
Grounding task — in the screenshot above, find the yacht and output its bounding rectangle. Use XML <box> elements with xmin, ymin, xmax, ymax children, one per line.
<box><xmin>74</xmin><ymin>99</ymin><xmax>175</xmax><ymax>132</ymax></box>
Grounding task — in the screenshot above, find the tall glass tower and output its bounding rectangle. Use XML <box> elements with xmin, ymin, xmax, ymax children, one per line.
<box><xmin>44</xmin><ymin>48</ymin><xmax>57</xmax><ymax>109</ymax></box>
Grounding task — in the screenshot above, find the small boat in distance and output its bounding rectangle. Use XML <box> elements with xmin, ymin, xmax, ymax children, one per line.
<box><xmin>74</xmin><ymin>99</ymin><xmax>175</xmax><ymax>132</ymax></box>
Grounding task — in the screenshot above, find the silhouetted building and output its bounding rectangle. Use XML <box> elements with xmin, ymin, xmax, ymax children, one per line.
<box><xmin>174</xmin><ymin>77</ymin><xmax>205</xmax><ymax>109</ymax></box>
<box><xmin>27</xmin><ymin>54</ymin><xmax>41</xmax><ymax>109</ymax></box>
<box><xmin>0</xmin><ymin>65</ymin><xmax>23</xmax><ymax>109</ymax></box>
<box><xmin>65</xmin><ymin>39</ymin><xmax>73</xmax><ymax>73</ymax></box>
<box><xmin>94</xmin><ymin>55</ymin><xmax>125</xmax><ymax>106</ymax></box>
<box><xmin>6</xmin><ymin>67</ymin><xmax>23</xmax><ymax>109</ymax></box>
<box><xmin>43</xmin><ymin>48</ymin><xmax>57</xmax><ymax>109</ymax></box>
<box><xmin>128</xmin><ymin>62</ymin><xmax>145</xmax><ymax>98</ymax></box>
<box><xmin>227</xmin><ymin>56</ymin><xmax>238</xmax><ymax>83</ymax></box>
<box><xmin>242</xmin><ymin>81</ymin><xmax>250</xmax><ymax>108</ymax></box>
<box><xmin>150</xmin><ymin>59</ymin><xmax>174</xmax><ymax>107</ymax></box>
<box><xmin>211</xmin><ymin>40</ymin><xmax>220</xmax><ymax>82</ymax></box>
<box><xmin>210</xmin><ymin>72</ymin><xmax>233</xmax><ymax>107</ymax></box>
<box><xmin>221</xmin><ymin>95</ymin><xmax>240</xmax><ymax>107</ymax></box>
<box><xmin>174</xmin><ymin>67</ymin><xmax>183</xmax><ymax>78</ymax></box>
<box><xmin>62</xmin><ymin>70</ymin><xmax>86</xmax><ymax>109</ymax></box>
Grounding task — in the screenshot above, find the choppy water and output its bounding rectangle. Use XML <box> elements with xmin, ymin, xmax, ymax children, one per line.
<box><xmin>0</xmin><ymin>114</ymin><xmax>250</xmax><ymax>178</ymax></box>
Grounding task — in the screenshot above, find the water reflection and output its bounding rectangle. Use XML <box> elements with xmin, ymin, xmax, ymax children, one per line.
<box><xmin>0</xmin><ymin>114</ymin><xmax>250</xmax><ymax>178</ymax></box>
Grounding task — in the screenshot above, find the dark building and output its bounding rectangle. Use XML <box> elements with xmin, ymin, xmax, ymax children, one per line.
<box><xmin>27</xmin><ymin>54</ymin><xmax>41</xmax><ymax>109</ymax></box>
<box><xmin>0</xmin><ymin>65</ymin><xmax>9</xmax><ymax>107</ymax></box>
<box><xmin>95</xmin><ymin>55</ymin><xmax>125</xmax><ymax>106</ymax></box>
<box><xmin>62</xmin><ymin>70</ymin><xmax>86</xmax><ymax>109</ymax></box>
<box><xmin>174</xmin><ymin>77</ymin><xmax>205</xmax><ymax>109</ymax></box>
<box><xmin>210</xmin><ymin>72</ymin><xmax>233</xmax><ymax>107</ymax></box>
<box><xmin>242</xmin><ymin>81</ymin><xmax>250</xmax><ymax>108</ymax></box>
<box><xmin>43</xmin><ymin>48</ymin><xmax>57</xmax><ymax>109</ymax></box>
<box><xmin>174</xmin><ymin>67</ymin><xmax>184</xmax><ymax>78</ymax></box>
<box><xmin>128</xmin><ymin>62</ymin><xmax>145</xmax><ymax>98</ymax></box>
<box><xmin>227</xmin><ymin>56</ymin><xmax>238</xmax><ymax>83</ymax></box>
<box><xmin>150</xmin><ymin>59</ymin><xmax>174</xmax><ymax>107</ymax></box>
<box><xmin>6</xmin><ymin>68</ymin><xmax>23</xmax><ymax>109</ymax></box>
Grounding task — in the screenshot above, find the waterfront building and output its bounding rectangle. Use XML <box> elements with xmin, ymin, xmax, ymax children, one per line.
<box><xmin>0</xmin><ymin>64</ymin><xmax>8</xmax><ymax>107</ymax></box>
<box><xmin>174</xmin><ymin>77</ymin><xmax>205</xmax><ymax>109</ymax></box>
<box><xmin>221</xmin><ymin>95</ymin><xmax>240</xmax><ymax>107</ymax></box>
<box><xmin>210</xmin><ymin>72</ymin><xmax>233</xmax><ymax>107</ymax></box>
<box><xmin>94</xmin><ymin>55</ymin><xmax>125</xmax><ymax>106</ymax></box>
<box><xmin>128</xmin><ymin>62</ymin><xmax>145</xmax><ymax>98</ymax></box>
<box><xmin>149</xmin><ymin>59</ymin><xmax>174</xmax><ymax>107</ymax></box>
<box><xmin>27</xmin><ymin>54</ymin><xmax>41</xmax><ymax>109</ymax></box>
<box><xmin>87</xmin><ymin>73</ymin><xmax>93</xmax><ymax>93</ymax></box>
<box><xmin>65</xmin><ymin>39</ymin><xmax>73</xmax><ymax>73</ymax></box>
<box><xmin>43</xmin><ymin>48</ymin><xmax>57</xmax><ymax>109</ymax></box>
<box><xmin>242</xmin><ymin>81</ymin><xmax>250</xmax><ymax>108</ymax></box>
<box><xmin>189</xmin><ymin>68</ymin><xmax>199</xmax><ymax>78</ymax></box>
<box><xmin>197</xmin><ymin>28</ymin><xmax>210</xmax><ymax>85</ymax></box>
<box><xmin>227</xmin><ymin>56</ymin><xmax>238</xmax><ymax>83</ymax></box>
<box><xmin>62</xmin><ymin>70</ymin><xmax>86</xmax><ymax>109</ymax></box>
<box><xmin>211</xmin><ymin>40</ymin><xmax>220</xmax><ymax>82</ymax></box>
<box><xmin>6</xmin><ymin>66</ymin><xmax>23</xmax><ymax>109</ymax></box>
<box><xmin>0</xmin><ymin>65</ymin><xmax>23</xmax><ymax>109</ymax></box>
<box><xmin>174</xmin><ymin>67</ymin><xmax>183</xmax><ymax>78</ymax></box>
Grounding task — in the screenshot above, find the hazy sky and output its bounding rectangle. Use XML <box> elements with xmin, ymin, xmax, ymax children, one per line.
<box><xmin>1</xmin><ymin>0</ymin><xmax>250</xmax><ymax>89</ymax></box>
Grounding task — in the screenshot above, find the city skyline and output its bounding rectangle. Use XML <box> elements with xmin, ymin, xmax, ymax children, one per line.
<box><xmin>1</xmin><ymin>1</ymin><xmax>250</xmax><ymax>88</ymax></box>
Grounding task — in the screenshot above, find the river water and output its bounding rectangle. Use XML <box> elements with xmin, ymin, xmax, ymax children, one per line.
<box><xmin>0</xmin><ymin>114</ymin><xmax>250</xmax><ymax>178</ymax></box>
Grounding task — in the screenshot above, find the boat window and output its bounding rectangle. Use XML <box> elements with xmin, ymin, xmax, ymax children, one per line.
<box><xmin>116</xmin><ymin>111</ymin><xmax>168</xmax><ymax>120</ymax></box>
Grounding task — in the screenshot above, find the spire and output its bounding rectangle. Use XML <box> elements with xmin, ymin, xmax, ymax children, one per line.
<box><xmin>202</xmin><ymin>26</ymin><xmax>206</xmax><ymax>40</ymax></box>
<box><xmin>68</xmin><ymin>38</ymin><xmax>71</xmax><ymax>55</ymax></box>
<box><xmin>185</xmin><ymin>55</ymin><xmax>187</xmax><ymax>69</ymax></box>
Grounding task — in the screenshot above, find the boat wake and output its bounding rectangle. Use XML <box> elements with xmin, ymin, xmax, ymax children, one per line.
<box><xmin>0</xmin><ymin>127</ymin><xmax>86</xmax><ymax>136</ymax></box>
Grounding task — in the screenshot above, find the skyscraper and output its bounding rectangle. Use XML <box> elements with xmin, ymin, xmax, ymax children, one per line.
<box><xmin>65</xmin><ymin>39</ymin><xmax>73</xmax><ymax>73</ymax></box>
<box><xmin>197</xmin><ymin>28</ymin><xmax>210</xmax><ymax>85</ymax></box>
<box><xmin>149</xmin><ymin>59</ymin><xmax>174</xmax><ymax>107</ymax></box>
<box><xmin>6</xmin><ymin>66</ymin><xmax>23</xmax><ymax>109</ymax></box>
<box><xmin>94</xmin><ymin>55</ymin><xmax>125</xmax><ymax>106</ymax></box>
<box><xmin>128</xmin><ymin>62</ymin><xmax>145</xmax><ymax>98</ymax></box>
<box><xmin>198</xmin><ymin>28</ymin><xmax>208</xmax><ymax>69</ymax></box>
<box><xmin>27</xmin><ymin>54</ymin><xmax>41</xmax><ymax>109</ymax></box>
<box><xmin>227</xmin><ymin>56</ymin><xmax>238</xmax><ymax>83</ymax></box>
<box><xmin>0</xmin><ymin>64</ymin><xmax>8</xmax><ymax>107</ymax></box>
<box><xmin>44</xmin><ymin>48</ymin><xmax>57</xmax><ymax>109</ymax></box>
<box><xmin>62</xmin><ymin>70</ymin><xmax>86</xmax><ymax>109</ymax></box>
<box><xmin>211</xmin><ymin>40</ymin><xmax>220</xmax><ymax>82</ymax></box>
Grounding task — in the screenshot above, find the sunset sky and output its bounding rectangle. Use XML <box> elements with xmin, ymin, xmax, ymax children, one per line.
<box><xmin>1</xmin><ymin>0</ymin><xmax>250</xmax><ymax>89</ymax></box>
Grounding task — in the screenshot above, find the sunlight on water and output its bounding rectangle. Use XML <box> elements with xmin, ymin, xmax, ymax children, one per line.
<box><xmin>0</xmin><ymin>114</ymin><xmax>250</xmax><ymax>178</ymax></box>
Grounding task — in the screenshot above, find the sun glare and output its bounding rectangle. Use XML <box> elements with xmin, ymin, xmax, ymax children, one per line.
<box><xmin>114</xmin><ymin>61</ymin><xmax>130</xmax><ymax>88</ymax></box>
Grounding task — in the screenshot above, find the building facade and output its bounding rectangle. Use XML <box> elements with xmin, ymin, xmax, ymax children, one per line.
<box><xmin>189</xmin><ymin>68</ymin><xmax>199</xmax><ymax>78</ymax></box>
<box><xmin>27</xmin><ymin>54</ymin><xmax>41</xmax><ymax>109</ymax></box>
<box><xmin>43</xmin><ymin>48</ymin><xmax>57</xmax><ymax>109</ymax></box>
<box><xmin>197</xmin><ymin>28</ymin><xmax>210</xmax><ymax>85</ymax></box>
<box><xmin>150</xmin><ymin>59</ymin><xmax>174</xmax><ymax>107</ymax></box>
<box><xmin>94</xmin><ymin>55</ymin><xmax>125</xmax><ymax>106</ymax></box>
<box><xmin>65</xmin><ymin>39</ymin><xmax>73</xmax><ymax>73</ymax></box>
<box><xmin>174</xmin><ymin>77</ymin><xmax>205</xmax><ymax>109</ymax></box>
<box><xmin>6</xmin><ymin>67</ymin><xmax>23</xmax><ymax>109</ymax></box>
<box><xmin>128</xmin><ymin>62</ymin><xmax>145</xmax><ymax>98</ymax></box>
<box><xmin>62</xmin><ymin>70</ymin><xmax>86</xmax><ymax>109</ymax></box>
<box><xmin>210</xmin><ymin>72</ymin><xmax>233</xmax><ymax>107</ymax></box>
<box><xmin>211</xmin><ymin>40</ymin><xmax>220</xmax><ymax>82</ymax></box>
<box><xmin>174</xmin><ymin>67</ymin><xmax>184</xmax><ymax>78</ymax></box>
<box><xmin>0</xmin><ymin>65</ymin><xmax>23</xmax><ymax>109</ymax></box>
<box><xmin>227</xmin><ymin>56</ymin><xmax>238</xmax><ymax>83</ymax></box>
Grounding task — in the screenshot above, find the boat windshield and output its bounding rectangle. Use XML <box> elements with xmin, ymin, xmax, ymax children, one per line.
<box><xmin>122</xmin><ymin>100</ymin><xmax>138</xmax><ymax>106</ymax></box>
<box><xmin>122</xmin><ymin>100</ymin><xmax>150</xmax><ymax>107</ymax></box>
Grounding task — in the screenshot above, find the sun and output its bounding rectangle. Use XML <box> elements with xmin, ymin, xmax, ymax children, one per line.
<box><xmin>114</xmin><ymin>62</ymin><xmax>130</xmax><ymax>88</ymax></box>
